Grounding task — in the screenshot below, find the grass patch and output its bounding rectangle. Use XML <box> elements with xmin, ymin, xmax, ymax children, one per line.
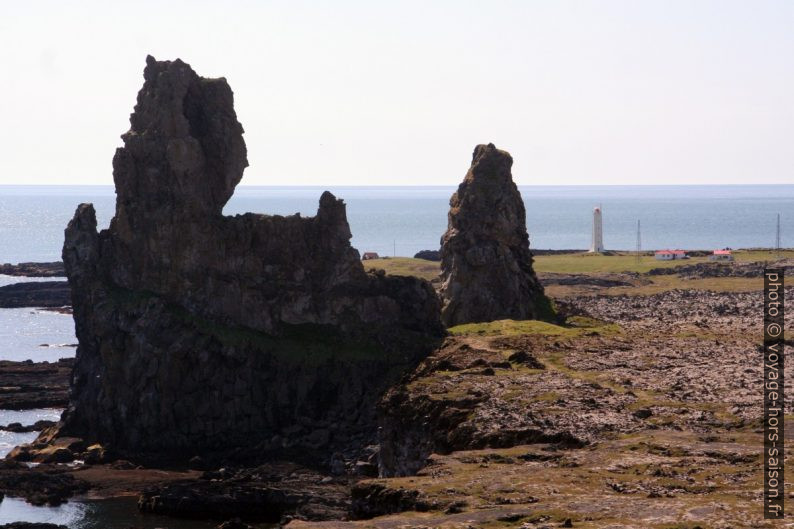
<box><xmin>547</xmin><ymin>275</ymin><xmax>762</xmax><ymax>298</ymax></box>
<box><xmin>362</xmin><ymin>257</ymin><xmax>440</xmax><ymax>281</ymax></box>
<box><xmin>447</xmin><ymin>318</ymin><xmax>620</xmax><ymax>338</ymax></box>
<box><xmin>361</xmin><ymin>250</ymin><xmax>791</xmax><ymax>283</ymax></box>
<box><xmin>533</xmin><ymin>249</ymin><xmax>794</xmax><ymax>275</ymax></box>
<box><xmin>618</xmin><ymin>275</ymin><xmax>761</xmax><ymax>296</ymax></box>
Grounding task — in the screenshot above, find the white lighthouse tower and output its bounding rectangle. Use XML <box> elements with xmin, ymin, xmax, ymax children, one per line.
<box><xmin>590</xmin><ymin>206</ymin><xmax>604</xmax><ymax>253</ymax></box>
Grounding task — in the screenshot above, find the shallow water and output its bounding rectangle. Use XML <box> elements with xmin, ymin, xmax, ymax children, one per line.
<box><xmin>0</xmin><ymin>275</ymin><xmax>66</xmax><ymax>288</ymax></box>
<box><xmin>0</xmin><ymin>408</ymin><xmax>62</xmax><ymax>427</ymax></box>
<box><xmin>0</xmin><ymin>431</ymin><xmax>38</xmax><ymax>458</ymax></box>
<box><xmin>0</xmin><ymin>496</ymin><xmax>259</xmax><ymax>529</ymax></box>
<box><xmin>0</xmin><ymin>308</ymin><xmax>76</xmax><ymax>362</ymax></box>
<box><xmin>0</xmin><ymin>410</ymin><xmax>63</xmax><ymax>458</ymax></box>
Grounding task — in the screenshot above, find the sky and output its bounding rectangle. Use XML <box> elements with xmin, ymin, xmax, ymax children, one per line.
<box><xmin>0</xmin><ymin>1</ymin><xmax>792</xmax><ymax>186</ymax></box>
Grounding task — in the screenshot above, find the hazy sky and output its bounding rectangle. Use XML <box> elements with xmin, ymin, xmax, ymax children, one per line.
<box><xmin>1</xmin><ymin>1</ymin><xmax>792</xmax><ymax>186</ymax></box>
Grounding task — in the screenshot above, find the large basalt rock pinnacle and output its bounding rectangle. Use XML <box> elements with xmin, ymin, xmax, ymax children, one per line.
<box><xmin>439</xmin><ymin>143</ymin><xmax>551</xmax><ymax>326</ymax></box>
<box><xmin>52</xmin><ymin>56</ymin><xmax>443</xmax><ymax>462</ymax></box>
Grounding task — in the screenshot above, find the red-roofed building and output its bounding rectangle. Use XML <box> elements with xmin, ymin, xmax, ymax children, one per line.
<box><xmin>709</xmin><ymin>249</ymin><xmax>734</xmax><ymax>262</ymax></box>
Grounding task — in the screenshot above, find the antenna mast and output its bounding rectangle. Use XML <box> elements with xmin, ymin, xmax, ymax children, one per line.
<box><xmin>776</xmin><ymin>213</ymin><xmax>781</xmax><ymax>257</ymax></box>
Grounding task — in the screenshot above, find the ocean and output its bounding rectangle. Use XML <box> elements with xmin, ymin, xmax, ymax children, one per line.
<box><xmin>0</xmin><ymin>185</ymin><xmax>791</xmax><ymax>264</ymax></box>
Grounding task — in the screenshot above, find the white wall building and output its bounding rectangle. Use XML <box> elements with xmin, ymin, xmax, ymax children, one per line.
<box><xmin>655</xmin><ymin>250</ymin><xmax>687</xmax><ymax>260</ymax></box>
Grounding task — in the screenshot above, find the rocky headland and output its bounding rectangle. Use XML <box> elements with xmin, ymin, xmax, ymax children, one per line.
<box><xmin>287</xmin><ymin>284</ymin><xmax>793</xmax><ymax>529</ymax></box>
<box><xmin>27</xmin><ymin>56</ymin><xmax>443</xmax><ymax>471</ymax></box>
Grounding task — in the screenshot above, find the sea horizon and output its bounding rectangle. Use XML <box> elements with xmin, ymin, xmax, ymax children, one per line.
<box><xmin>1</xmin><ymin>183</ymin><xmax>792</xmax><ymax>188</ymax></box>
<box><xmin>0</xmin><ymin>184</ymin><xmax>790</xmax><ymax>262</ymax></box>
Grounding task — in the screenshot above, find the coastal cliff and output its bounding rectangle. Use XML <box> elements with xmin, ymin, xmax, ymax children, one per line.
<box><xmin>51</xmin><ymin>56</ymin><xmax>443</xmax><ymax>462</ymax></box>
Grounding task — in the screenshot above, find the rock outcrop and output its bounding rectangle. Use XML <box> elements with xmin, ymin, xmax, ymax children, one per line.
<box><xmin>0</xmin><ymin>262</ymin><xmax>64</xmax><ymax>277</ymax></box>
<box><xmin>0</xmin><ymin>281</ymin><xmax>70</xmax><ymax>308</ymax></box>
<box><xmin>438</xmin><ymin>144</ymin><xmax>551</xmax><ymax>326</ymax></box>
<box><xmin>48</xmin><ymin>56</ymin><xmax>443</xmax><ymax>463</ymax></box>
<box><xmin>0</xmin><ymin>359</ymin><xmax>73</xmax><ymax>410</ymax></box>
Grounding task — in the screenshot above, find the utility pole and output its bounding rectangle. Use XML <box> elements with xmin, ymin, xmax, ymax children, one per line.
<box><xmin>393</xmin><ymin>240</ymin><xmax>396</xmax><ymax>258</ymax></box>
<box><xmin>635</xmin><ymin>220</ymin><xmax>641</xmax><ymax>265</ymax></box>
<box><xmin>775</xmin><ymin>213</ymin><xmax>781</xmax><ymax>257</ymax></box>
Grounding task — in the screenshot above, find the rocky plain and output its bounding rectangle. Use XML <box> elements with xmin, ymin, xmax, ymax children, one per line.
<box><xmin>0</xmin><ymin>56</ymin><xmax>790</xmax><ymax>529</ymax></box>
<box><xmin>2</xmin><ymin>262</ymin><xmax>791</xmax><ymax>529</ymax></box>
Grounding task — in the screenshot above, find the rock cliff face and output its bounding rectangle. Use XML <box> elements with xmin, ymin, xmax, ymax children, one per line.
<box><xmin>55</xmin><ymin>56</ymin><xmax>443</xmax><ymax>462</ymax></box>
<box><xmin>438</xmin><ymin>144</ymin><xmax>551</xmax><ymax>327</ymax></box>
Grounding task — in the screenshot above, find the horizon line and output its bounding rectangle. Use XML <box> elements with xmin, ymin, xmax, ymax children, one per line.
<box><xmin>1</xmin><ymin>183</ymin><xmax>793</xmax><ymax>188</ymax></box>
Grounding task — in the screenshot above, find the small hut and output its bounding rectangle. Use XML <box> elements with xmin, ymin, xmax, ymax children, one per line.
<box><xmin>709</xmin><ymin>249</ymin><xmax>733</xmax><ymax>262</ymax></box>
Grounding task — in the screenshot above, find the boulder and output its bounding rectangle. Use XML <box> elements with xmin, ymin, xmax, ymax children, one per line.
<box><xmin>438</xmin><ymin>143</ymin><xmax>552</xmax><ymax>326</ymax></box>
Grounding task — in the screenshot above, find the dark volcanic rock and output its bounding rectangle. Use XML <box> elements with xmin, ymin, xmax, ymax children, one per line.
<box><xmin>0</xmin><ymin>359</ymin><xmax>72</xmax><ymax>410</ymax></box>
<box><xmin>413</xmin><ymin>250</ymin><xmax>441</xmax><ymax>261</ymax></box>
<box><xmin>351</xmin><ymin>482</ymin><xmax>428</xmax><ymax>519</ymax></box>
<box><xmin>0</xmin><ymin>460</ymin><xmax>88</xmax><ymax>506</ymax></box>
<box><xmin>0</xmin><ymin>282</ymin><xmax>71</xmax><ymax>308</ymax></box>
<box><xmin>139</xmin><ymin>462</ymin><xmax>350</xmax><ymax>523</ymax></box>
<box><xmin>49</xmin><ymin>56</ymin><xmax>443</xmax><ymax>463</ymax></box>
<box><xmin>0</xmin><ymin>524</ymin><xmax>68</xmax><ymax>529</ymax></box>
<box><xmin>438</xmin><ymin>144</ymin><xmax>551</xmax><ymax>326</ymax></box>
<box><xmin>538</xmin><ymin>272</ymin><xmax>638</xmax><ymax>288</ymax></box>
<box><xmin>0</xmin><ymin>262</ymin><xmax>64</xmax><ymax>277</ymax></box>
<box><xmin>377</xmin><ymin>336</ymin><xmax>602</xmax><ymax>477</ymax></box>
<box><xmin>139</xmin><ymin>481</ymin><xmax>299</xmax><ymax>523</ymax></box>
<box><xmin>216</xmin><ymin>521</ymin><xmax>256</xmax><ymax>529</ymax></box>
<box><xmin>0</xmin><ymin>420</ymin><xmax>56</xmax><ymax>433</ymax></box>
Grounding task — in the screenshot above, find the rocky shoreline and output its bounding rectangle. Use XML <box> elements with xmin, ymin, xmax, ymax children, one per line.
<box><xmin>0</xmin><ymin>282</ymin><xmax>71</xmax><ymax>309</ymax></box>
<box><xmin>0</xmin><ymin>262</ymin><xmax>64</xmax><ymax>277</ymax></box>
<box><xmin>0</xmin><ymin>358</ymin><xmax>72</xmax><ymax>410</ymax></box>
<box><xmin>0</xmin><ymin>268</ymin><xmax>786</xmax><ymax>527</ymax></box>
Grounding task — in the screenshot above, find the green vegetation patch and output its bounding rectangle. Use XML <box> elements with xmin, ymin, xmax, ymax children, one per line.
<box><xmin>361</xmin><ymin>250</ymin><xmax>794</xmax><ymax>281</ymax></box>
<box><xmin>362</xmin><ymin>257</ymin><xmax>440</xmax><ymax>281</ymax></box>
<box><xmin>447</xmin><ymin>317</ymin><xmax>620</xmax><ymax>338</ymax></box>
<box><xmin>533</xmin><ymin>249</ymin><xmax>794</xmax><ymax>275</ymax></box>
